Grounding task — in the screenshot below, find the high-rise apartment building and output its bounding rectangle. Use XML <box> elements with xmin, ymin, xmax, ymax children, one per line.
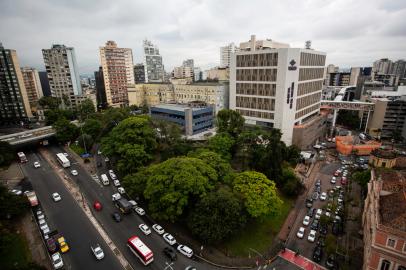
<box><xmin>99</xmin><ymin>40</ymin><xmax>135</xmax><ymax>107</ymax></box>
<box><xmin>38</xmin><ymin>71</ymin><xmax>51</xmax><ymax>96</ymax></box>
<box><xmin>230</xmin><ymin>35</ymin><xmax>326</xmax><ymax>146</ymax></box>
<box><xmin>21</xmin><ymin>67</ymin><xmax>43</xmax><ymax>113</ymax></box>
<box><xmin>134</xmin><ymin>63</ymin><xmax>145</xmax><ymax>83</ymax></box>
<box><xmin>392</xmin><ymin>60</ymin><xmax>406</xmax><ymax>79</ymax></box>
<box><xmin>0</xmin><ymin>43</ymin><xmax>32</xmax><ymax>123</ymax></box>
<box><xmin>220</xmin><ymin>43</ymin><xmax>239</xmax><ymax>68</ymax></box>
<box><xmin>94</xmin><ymin>66</ymin><xmax>107</xmax><ymax>110</ymax></box>
<box><xmin>182</xmin><ymin>59</ymin><xmax>194</xmax><ymax>69</ymax></box>
<box><xmin>143</xmin><ymin>40</ymin><xmax>164</xmax><ymax>83</ymax></box>
<box><xmin>373</xmin><ymin>58</ymin><xmax>393</xmax><ymax>75</ymax></box>
<box><xmin>42</xmin><ymin>44</ymin><xmax>82</xmax><ymax>108</ymax></box>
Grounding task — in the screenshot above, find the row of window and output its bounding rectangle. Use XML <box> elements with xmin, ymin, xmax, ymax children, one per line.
<box><xmin>236</xmin><ymin>69</ymin><xmax>277</xmax><ymax>82</ymax></box>
<box><xmin>297</xmin><ymin>80</ymin><xmax>323</xmax><ymax>96</ymax></box>
<box><xmin>236</xmin><ymin>53</ymin><xmax>278</xmax><ymax>67</ymax></box>
<box><xmin>299</xmin><ymin>68</ymin><xmax>325</xmax><ymax>81</ymax></box>
<box><xmin>296</xmin><ymin>92</ymin><xmax>322</xmax><ymax>111</ymax></box>
<box><xmin>300</xmin><ymin>52</ymin><xmax>326</xmax><ymax>66</ymax></box>
<box><xmin>295</xmin><ymin>103</ymin><xmax>320</xmax><ymax>119</ymax></box>
<box><xmin>236</xmin><ymin>108</ymin><xmax>274</xmax><ymax>120</ymax></box>
<box><xmin>236</xmin><ymin>83</ymin><xmax>276</xmax><ymax>96</ymax></box>
<box><xmin>236</xmin><ymin>96</ymin><xmax>275</xmax><ymax>111</ymax></box>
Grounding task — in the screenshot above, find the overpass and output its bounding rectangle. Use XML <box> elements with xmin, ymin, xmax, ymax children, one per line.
<box><xmin>0</xmin><ymin>126</ymin><xmax>55</xmax><ymax>145</ymax></box>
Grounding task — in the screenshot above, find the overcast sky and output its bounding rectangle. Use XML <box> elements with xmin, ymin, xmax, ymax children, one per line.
<box><xmin>1</xmin><ymin>0</ymin><xmax>405</xmax><ymax>75</ymax></box>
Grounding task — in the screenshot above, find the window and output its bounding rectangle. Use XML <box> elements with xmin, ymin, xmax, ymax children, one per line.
<box><xmin>387</xmin><ymin>238</ymin><xmax>396</xmax><ymax>248</ymax></box>
<box><xmin>380</xmin><ymin>260</ymin><xmax>391</xmax><ymax>270</ymax></box>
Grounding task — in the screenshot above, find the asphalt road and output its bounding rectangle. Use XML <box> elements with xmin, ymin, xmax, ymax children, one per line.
<box><xmin>46</xmin><ymin>145</ymin><xmax>220</xmax><ymax>270</ymax></box>
<box><xmin>21</xmin><ymin>151</ymin><xmax>124</xmax><ymax>270</ymax></box>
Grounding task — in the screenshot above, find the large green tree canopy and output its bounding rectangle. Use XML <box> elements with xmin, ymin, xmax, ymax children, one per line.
<box><xmin>216</xmin><ymin>109</ymin><xmax>245</xmax><ymax>138</ymax></box>
<box><xmin>53</xmin><ymin>118</ymin><xmax>79</xmax><ymax>143</ymax></box>
<box><xmin>188</xmin><ymin>149</ymin><xmax>232</xmax><ymax>182</ymax></box>
<box><xmin>139</xmin><ymin>157</ymin><xmax>218</xmax><ymax>221</ymax></box>
<box><xmin>233</xmin><ymin>171</ymin><xmax>282</xmax><ymax>218</ymax></box>
<box><xmin>101</xmin><ymin>116</ymin><xmax>157</xmax><ymax>174</ymax></box>
<box><xmin>207</xmin><ymin>132</ymin><xmax>235</xmax><ymax>161</ymax></box>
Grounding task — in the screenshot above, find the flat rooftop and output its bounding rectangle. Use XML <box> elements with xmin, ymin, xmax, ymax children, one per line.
<box><xmin>151</xmin><ymin>103</ymin><xmax>209</xmax><ymax>112</ymax></box>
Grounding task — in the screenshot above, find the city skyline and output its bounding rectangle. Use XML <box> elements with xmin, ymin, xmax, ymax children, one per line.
<box><xmin>1</xmin><ymin>0</ymin><xmax>406</xmax><ymax>74</ymax></box>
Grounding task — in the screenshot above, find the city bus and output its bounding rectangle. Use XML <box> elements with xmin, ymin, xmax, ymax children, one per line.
<box><xmin>56</xmin><ymin>153</ymin><xmax>70</xmax><ymax>168</ymax></box>
<box><xmin>17</xmin><ymin>152</ymin><xmax>28</xmax><ymax>163</ymax></box>
<box><xmin>127</xmin><ymin>236</ymin><xmax>154</xmax><ymax>265</ymax></box>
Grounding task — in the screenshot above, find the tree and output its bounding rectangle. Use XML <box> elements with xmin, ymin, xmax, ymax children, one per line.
<box><xmin>100</xmin><ymin>107</ymin><xmax>132</xmax><ymax>136</ymax></box>
<box><xmin>207</xmin><ymin>132</ymin><xmax>235</xmax><ymax>161</ymax></box>
<box><xmin>233</xmin><ymin>171</ymin><xmax>282</xmax><ymax>218</ymax></box>
<box><xmin>38</xmin><ymin>96</ymin><xmax>61</xmax><ymax>110</ymax></box>
<box><xmin>44</xmin><ymin>109</ymin><xmax>75</xmax><ymax>125</ymax></box>
<box><xmin>101</xmin><ymin>116</ymin><xmax>157</xmax><ymax>174</ymax></box>
<box><xmin>78</xmin><ymin>99</ymin><xmax>95</xmax><ymax>120</ymax></box>
<box><xmin>82</xmin><ymin>118</ymin><xmax>102</xmax><ymax>139</ymax></box>
<box><xmin>62</xmin><ymin>94</ymin><xmax>71</xmax><ymax>108</ymax></box>
<box><xmin>53</xmin><ymin>118</ymin><xmax>79</xmax><ymax>143</ymax></box>
<box><xmin>188</xmin><ymin>187</ymin><xmax>246</xmax><ymax>244</ymax></box>
<box><xmin>142</xmin><ymin>157</ymin><xmax>218</xmax><ymax>221</ymax></box>
<box><xmin>0</xmin><ymin>142</ymin><xmax>15</xmax><ymax>167</ymax></box>
<box><xmin>150</xmin><ymin>118</ymin><xmax>184</xmax><ymax>159</ymax></box>
<box><xmin>77</xmin><ymin>134</ymin><xmax>93</xmax><ymax>151</ymax></box>
<box><xmin>352</xmin><ymin>169</ymin><xmax>371</xmax><ymax>189</ymax></box>
<box><xmin>285</xmin><ymin>145</ymin><xmax>301</xmax><ymax>166</ymax></box>
<box><xmin>325</xmin><ymin>234</ymin><xmax>337</xmax><ymax>255</ymax></box>
<box><xmin>216</xmin><ymin>109</ymin><xmax>245</xmax><ymax>138</ymax></box>
<box><xmin>280</xmin><ymin>167</ymin><xmax>304</xmax><ymax>197</ymax></box>
<box><xmin>188</xmin><ymin>149</ymin><xmax>232</xmax><ymax>182</ymax></box>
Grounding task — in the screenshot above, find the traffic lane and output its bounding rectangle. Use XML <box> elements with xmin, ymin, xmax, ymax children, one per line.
<box><xmin>22</xmin><ymin>152</ymin><xmax>123</xmax><ymax>270</ymax></box>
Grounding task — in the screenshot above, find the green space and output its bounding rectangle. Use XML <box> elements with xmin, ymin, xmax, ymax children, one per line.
<box><xmin>0</xmin><ymin>232</ymin><xmax>31</xmax><ymax>269</ymax></box>
<box><xmin>222</xmin><ymin>195</ymin><xmax>293</xmax><ymax>257</ymax></box>
<box><xmin>70</xmin><ymin>144</ymin><xmax>85</xmax><ymax>156</ymax></box>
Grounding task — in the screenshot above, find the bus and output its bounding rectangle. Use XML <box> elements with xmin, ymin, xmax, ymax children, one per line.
<box><xmin>127</xmin><ymin>236</ymin><xmax>154</xmax><ymax>265</ymax></box>
<box><xmin>17</xmin><ymin>152</ymin><xmax>28</xmax><ymax>163</ymax></box>
<box><xmin>56</xmin><ymin>153</ymin><xmax>71</xmax><ymax>168</ymax></box>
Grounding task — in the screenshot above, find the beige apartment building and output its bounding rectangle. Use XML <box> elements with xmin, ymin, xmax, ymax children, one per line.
<box><xmin>21</xmin><ymin>67</ymin><xmax>43</xmax><ymax>113</ymax></box>
<box><xmin>127</xmin><ymin>83</ymin><xmax>174</xmax><ymax>107</ymax></box>
<box><xmin>362</xmin><ymin>169</ymin><xmax>406</xmax><ymax>270</ymax></box>
<box><xmin>206</xmin><ymin>67</ymin><xmax>229</xmax><ymax>81</ymax></box>
<box><xmin>99</xmin><ymin>41</ymin><xmax>134</xmax><ymax>107</ymax></box>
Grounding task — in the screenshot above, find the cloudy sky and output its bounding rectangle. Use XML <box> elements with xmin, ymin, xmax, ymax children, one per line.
<box><xmin>1</xmin><ymin>0</ymin><xmax>405</xmax><ymax>75</ymax></box>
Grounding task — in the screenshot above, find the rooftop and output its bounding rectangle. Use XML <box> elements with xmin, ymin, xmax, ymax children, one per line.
<box><xmin>152</xmin><ymin>103</ymin><xmax>210</xmax><ymax>112</ymax></box>
<box><xmin>371</xmin><ymin>149</ymin><xmax>397</xmax><ymax>159</ymax></box>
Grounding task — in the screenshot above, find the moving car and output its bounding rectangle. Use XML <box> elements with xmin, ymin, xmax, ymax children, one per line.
<box><xmin>163</xmin><ymin>233</ymin><xmax>176</xmax><ymax>245</ymax></box>
<box><xmin>152</xmin><ymin>224</ymin><xmax>165</xmax><ymax>235</ymax></box>
<box><xmin>139</xmin><ymin>224</ymin><xmax>151</xmax><ymax>235</ymax></box>
<box><xmin>134</xmin><ymin>207</ymin><xmax>145</xmax><ymax>216</ymax></box>
<box><xmin>163</xmin><ymin>247</ymin><xmax>177</xmax><ymax>261</ymax></box>
<box><xmin>177</xmin><ymin>245</ymin><xmax>193</xmax><ymax>258</ymax></box>
<box><xmin>320</xmin><ymin>192</ymin><xmax>327</xmax><ymax>201</ymax></box>
<box><xmin>307</xmin><ymin>230</ymin><xmax>317</xmax><ymax>242</ymax></box>
<box><xmin>91</xmin><ymin>244</ymin><xmax>105</xmax><ymax>260</ymax></box>
<box><xmin>111</xmin><ymin>212</ymin><xmax>122</xmax><ymax>222</ymax></box>
<box><xmin>34</xmin><ymin>161</ymin><xmax>41</xmax><ymax>168</ymax></box>
<box><xmin>51</xmin><ymin>252</ymin><xmax>64</xmax><ymax>269</ymax></box>
<box><xmin>52</xmin><ymin>192</ymin><xmax>61</xmax><ymax>202</ymax></box>
<box><xmin>57</xmin><ymin>236</ymin><xmax>69</xmax><ymax>253</ymax></box>
<box><xmin>296</xmin><ymin>227</ymin><xmax>305</xmax><ymax>239</ymax></box>
<box><xmin>71</xmin><ymin>169</ymin><xmax>78</xmax><ymax>176</ymax></box>
<box><xmin>303</xmin><ymin>215</ymin><xmax>310</xmax><ymax>226</ymax></box>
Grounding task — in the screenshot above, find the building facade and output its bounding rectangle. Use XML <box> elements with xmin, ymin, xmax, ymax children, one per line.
<box><xmin>21</xmin><ymin>67</ymin><xmax>43</xmax><ymax>113</ymax></box>
<box><xmin>38</xmin><ymin>71</ymin><xmax>51</xmax><ymax>96</ymax></box>
<box><xmin>230</xmin><ymin>35</ymin><xmax>326</xmax><ymax>146</ymax></box>
<box><xmin>94</xmin><ymin>66</ymin><xmax>107</xmax><ymax>110</ymax></box>
<box><xmin>220</xmin><ymin>43</ymin><xmax>239</xmax><ymax>68</ymax></box>
<box><xmin>134</xmin><ymin>63</ymin><xmax>145</xmax><ymax>83</ymax></box>
<box><xmin>143</xmin><ymin>40</ymin><xmax>164</xmax><ymax>83</ymax></box>
<box><xmin>127</xmin><ymin>83</ymin><xmax>174</xmax><ymax>107</ymax></box>
<box><xmin>0</xmin><ymin>43</ymin><xmax>32</xmax><ymax>123</ymax></box>
<box><xmin>206</xmin><ymin>67</ymin><xmax>229</xmax><ymax>81</ymax></box>
<box><xmin>42</xmin><ymin>44</ymin><xmax>82</xmax><ymax>108</ymax></box>
<box><xmin>362</xmin><ymin>169</ymin><xmax>406</xmax><ymax>270</ymax></box>
<box><xmin>150</xmin><ymin>103</ymin><xmax>214</xmax><ymax>135</ymax></box>
<box><xmin>99</xmin><ymin>41</ymin><xmax>134</xmax><ymax>108</ymax></box>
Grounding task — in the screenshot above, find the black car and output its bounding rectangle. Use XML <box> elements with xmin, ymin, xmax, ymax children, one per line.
<box><xmin>317</xmin><ymin>235</ymin><xmax>326</xmax><ymax>247</ymax></box>
<box><xmin>112</xmin><ymin>212</ymin><xmax>122</xmax><ymax>222</ymax></box>
<box><xmin>312</xmin><ymin>245</ymin><xmax>323</xmax><ymax>262</ymax></box>
<box><xmin>310</xmin><ymin>219</ymin><xmax>319</xmax><ymax>230</ymax></box>
<box><xmin>319</xmin><ymin>225</ymin><xmax>328</xmax><ymax>235</ymax></box>
<box><xmin>306</xmin><ymin>198</ymin><xmax>313</xmax><ymax>208</ymax></box>
<box><xmin>307</xmin><ymin>207</ymin><xmax>315</xmax><ymax>218</ymax></box>
<box><xmin>46</xmin><ymin>238</ymin><xmax>57</xmax><ymax>253</ymax></box>
<box><xmin>326</xmin><ymin>254</ymin><xmax>338</xmax><ymax>269</ymax></box>
<box><xmin>163</xmin><ymin>247</ymin><xmax>177</xmax><ymax>261</ymax></box>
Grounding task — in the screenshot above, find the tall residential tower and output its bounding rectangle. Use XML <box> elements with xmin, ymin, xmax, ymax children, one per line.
<box><xmin>21</xmin><ymin>67</ymin><xmax>43</xmax><ymax>113</ymax></box>
<box><xmin>143</xmin><ymin>40</ymin><xmax>164</xmax><ymax>83</ymax></box>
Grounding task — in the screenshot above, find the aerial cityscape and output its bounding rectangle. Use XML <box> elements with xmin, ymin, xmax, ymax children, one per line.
<box><xmin>1</xmin><ymin>1</ymin><xmax>406</xmax><ymax>270</ymax></box>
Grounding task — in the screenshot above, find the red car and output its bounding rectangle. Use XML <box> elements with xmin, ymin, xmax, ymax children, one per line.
<box><xmin>341</xmin><ymin>177</ymin><xmax>348</xmax><ymax>185</ymax></box>
<box><xmin>93</xmin><ymin>201</ymin><xmax>102</xmax><ymax>211</ymax></box>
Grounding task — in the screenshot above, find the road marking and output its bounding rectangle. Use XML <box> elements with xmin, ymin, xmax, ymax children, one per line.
<box><xmin>164</xmin><ymin>262</ymin><xmax>174</xmax><ymax>270</ymax></box>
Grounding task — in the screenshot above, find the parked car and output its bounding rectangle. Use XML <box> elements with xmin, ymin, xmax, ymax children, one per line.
<box><xmin>303</xmin><ymin>215</ymin><xmax>310</xmax><ymax>226</ymax></box>
<box><xmin>128</xmin><ymin>200</ymin><xmax>137</xmax><ymax>208</ymax></box>
<box><xmin>139</xmin><ymin>224</ymin><xmax>151</xmax><ymax>235</ymax></box>
<box><xmin>134</xmin><ymin>207</ymin><xmax>145</xmax><ymax>216</ymax></box>
<box><xmin>307</xmin><ymin>230</ymin><xmax>317</xmax><ymax>242</ymax></box>
<box><xmin>57</xmin><ymin>236</ymin><xmax>69</xmax><ymax>253</ymax></box>
<box><xmin>51</xmin><ymin>252</ymin><xmax>64</xmax><ymax>269</ymax></box>
<box><xmin>11</xmin><ymin>189</ymin><xmax>22</xmax><ymax>195</ymax></box>
<box><xmin>46</xmin><ymin>238</ymin><xmax>57</xmax><ymax>253</ymax></box>
<box><xmin>315</xmin><ymin>179</ymin><xmax>321</xmax><ymax>186</ymax></box>
<box><xmin>34</xmin><ymin>161</ymin><xmax>41</xmax><ymax>168</ymax></box>
<box><xmin>312</xmin><ymin>192</ymin><xmax>319</xmax><ymax>200</ymax></box>
<box><xmin>310</xmin><ymin>219</ymin><xmax>319</xmax><ymax>230</ymax></box>
<box><xmin>52</xmin><ymin>192</ymin><xmax>61</xmax><ymax>202</ymax></box>
<box><xmin>330</xmin><ymin>177</ymin><xmax>336</xmax><ymax>184</ymax></box>
<box><xmin>177</xmin><ymin>245</ymin><xmax>193</xmax><ymax>258</ymax></box>
<box><xmin>296</xmin><ymin>227</ymin><xmax>305</xmax><ymax>238</ymax></box>
<box><xmin>307</xmin><ymin>208</ymin><xmax>315</xmax><ymax>218</ymax></box>
<box><xmin>113</xmin><ymin>180</ymin><xmax>120</xmax><ymax>187</ymax></box>
<box><xmin>163</xmin><ymin>247</ymin><xmax>177</xmax><ymax>261</ymax></box>
<box><xmin>108</xmin><ymin>169</ymin><xmax>117</xmax><ymax>180</ymax></box>
<box><xmin>117</xmin><ymin>187</ymin><xmax>125</xmax><ymax>194</ymax></box>
<box><xmin>306</xmin><ymin>197</ymin><xmax>313</xmax><ymax>208</ymax></box>
<box><xmin>152</xmin><ymin>224</ymin><xmax>165</xmax><ymax>235</ymax></box>
<box><xmin>91</xmin><ymin>244</ymin><xmax>105</xmax><ymax>260</ymax></box>
<box><xmin>112</xmin><ymin>193</ymin><xmax>121</xmax><ymax>201</ymax></box>
<box><xmin>312</xmin><ymin>245</ymin><xmax>323</xmax><ymax>262</ymax></box>
<box><xmin>163</xmin><ymin>233</ymin><xmax>176</xmax><ymax>245</ymax></box>
<box><xmin>111</xmin><ymin>212</ymin><xmax>122</xmax><ymax>222</ymax></box>
<box><xmin>315</xmin><ymin>209</ymin><xmax>323</xmax><ymax>219</ymax></box>
<box><xmin>341</xmin><ymin>177</ymin><xmax>348</xmax><ymax>185</ymax></box>
<box><xmin>320</xmin><ymin>192</ymin><xmax>327</xmax><ymax>201</ymax></box>
<box><xmin>326</xmin><ymin>254</ymin><xmax>338</xmax><ymax>269</ymax></box>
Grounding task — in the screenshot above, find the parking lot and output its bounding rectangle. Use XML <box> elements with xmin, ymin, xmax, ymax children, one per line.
<box><xmin>286</xmin><ymin>158</ymin><xmax>351</xmax><ymax>268</ymax></box>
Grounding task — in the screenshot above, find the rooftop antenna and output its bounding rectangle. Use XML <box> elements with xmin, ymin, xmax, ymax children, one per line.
<box><xmin>305</xmin><ymin>40</ymin><xmax>312</xmax><ymax>49</ymax></box>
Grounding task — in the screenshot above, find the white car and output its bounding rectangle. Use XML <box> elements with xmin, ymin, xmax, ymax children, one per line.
<box><xmin>307</xmin><ymin>230</ymin><xmax>317</xmax><ymax>242</ymax></box>
<box><xmin>315</xmin><ymin>209</ymin><xmax>322</xmax><ymax>219</ymax></box>
<box><xmin>105</xmin><ymin>157</ymin><xmax>109</xmax><ymax>162</ymax></box>
<box><xmin>117</xmin><ymin>187</ymin><xmax>125</xmax><ymax>194</ymax></box>
<box><xmin>40</xmin><ymin>223</ymin><xmax>49</xmax><ymax>231</ymax></box>
<box><xmin>303</xmin><ymin>215</ymin><xmax>310</xmax><ymax>226</ymax></box>
<box><xmin>320</xmin><ymin>192</ymin><xmax>327</xmax><ymax>201</ymax></box>
<box><xmin>177</xmin><ymin>245</ymin><xmax>193</xmax><ymax>258</ymax></box>
<box><xmin>38</xmin><ymin>219</ymin><xmax>46</xmax><ymax>226</ymax></box>
<box><xmin>63</xmin><ymin>153</ymin><xmax>68</xmax><ymax>157</ymax></box>
<box><xmin>34</xmin><ymin>161</ymin><xmax>41</xmax><ymax>168</ymax></box>
<box><xmin>296</xmin><ymin>227</ymin><xmax>305</xmax><ymax>238</ymax></box>
<box><xmin>97</xmin><ymin>150</ymin><xmax>102</xmax><ymax>155</ymax></box>
<box><xmin>152</xmin><ymin>224</ymin><xmax>165</xmax><ymax>235</ymax></box>
<box><xmin>52</xmin><ymin>192</ymin><xmax>61</xmax><ymax>202</ymax></box>
<box><xmin>325</xmin><ymin>211</ymin><xmax>331</xmax><ymax>218</ymax></box>
<box><xmin>71</xmin><ymin>169</ymin><xmax>78</xmax><ymax>176</ymax></box>
<box><xmin>113</xmin><ymin>180</ymin><xmax>120</xmax><ymax>187</ymax></box>
<box><xmin>139</xmin><ymin>224</ymin><xmax>151</xmax><ymax>235</ymax></box>
<box><xmin>108</xmin><ymin>170</ymin><xmax>117</xmax><ymax>180</ymax></box>
<box><xmin>91</xmin><ymin>244</ymin><xmax>105</xmax><ymax>260</ymax></box>
<box><xmin>163</xmin><ymin>233</ymin><xmax>176</xmax><ymax>245</ymax></box>
<box><xmin>134</xmin><ymin>207</ymin><xmax>145</xmax><ymax>216</ymax></box>
<box><xmin>37</xmin><ymin>214</ymin><xmax>45</xmax><ymax>220</ymax></box>
<box><xmin>128</xmin><ymin>200</ymin><xmax>137</xmax><ymax>208</ymax></box>
<box><xmin>11</xmin><ymin>189</ymin><xmax>22</xmax><ymax>196</ymax></box>
<box><xmin>112</xmin><ymin>193</ymin><xmax>121</xmax><ymax>201</ymax></box>
<box><xmin>51</xmin><ymin>252</ymin><xmax>64</xmax><ymax>269</ymax></box>
<box><xmin>330</xmin><ymin>177</ymin><xmax>336</xmax><ymax>184</ymax></box>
